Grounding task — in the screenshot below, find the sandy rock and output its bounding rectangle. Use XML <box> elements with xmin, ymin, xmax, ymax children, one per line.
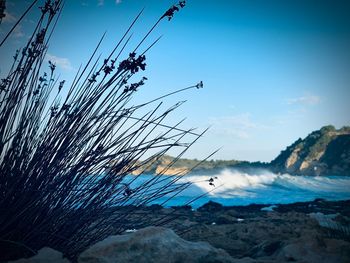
<box><xmin>277</xmin><ymin>236</ymin><xmax>350</xmax><ymax>263</ymax></box>
<box><xmin>216</xmin><ymin>214</ymin><xmax>238</xmax><ymax>224</ymax></box>
<box><xmin>198</xmin><ymin>201</ymin><xmax>224</xmax><ymax>212</ymax></box>
<box><xmin>78</xmin><ymin>226</ymin><xmax>234</xmax><ymax>263</ymax></box>
<box><xmin>8</xmin><ymin>247</ymin><xmax>70</xmax><ymax>263</ymax></box>
<box><xmin>231</xmin><ymin>258</ymin><xmax>276</xmax><ymax>263</ymax></box>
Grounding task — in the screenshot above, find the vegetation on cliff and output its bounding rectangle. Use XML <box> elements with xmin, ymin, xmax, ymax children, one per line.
<box><xmin>131</xmin><ymin>155</ymin><xmax>244</xmax><ymax>175</ymax></box>
<box><xmin>146</xmin><ymin>125</ymin><xmax>350</xmax><ymax>176</ymax></box>
<box><xmin>270</xmin><ymin>125</ymin><xmax>350</xmax><ymax>176</ymax></box>
<box><xmin>131</xmin><ymin>155</ymin><xmax>267</xmax><ymax>175</ymax></box>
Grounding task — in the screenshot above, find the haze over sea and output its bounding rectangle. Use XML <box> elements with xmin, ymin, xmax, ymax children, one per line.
<box><xmin>123</xmin><ymin>171</ymin><xmax>350</xmax><ymax>208</ymax></box>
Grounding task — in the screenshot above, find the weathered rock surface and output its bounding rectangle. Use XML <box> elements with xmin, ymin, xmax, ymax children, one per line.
<box><xmin>78</xmin><ymin>226</ymin><xmax>234</xmax><ymax>263</ymax></box>
<box><xmin>270</xmin><ymin>125</ymin><xmax>350</xmax><ymax>176</ymax></box>
<box><xmin>8</xmin><ymin>247</ymin><xmax>70</xmax><ymax>263</ymax></box>
<box><xmin>277</xmin><ymin>236</ymin><xmax>350</xmax><ymax>263</ymax></box>
<box><xmin>8</xmin><ymin>200</ymin><xmax>350</xmax><ymax>263</ymax></box>
<box><xmin>171</xmin><ymin>200</ymin><xmax>350</xmax><ymax>263</ymax></box>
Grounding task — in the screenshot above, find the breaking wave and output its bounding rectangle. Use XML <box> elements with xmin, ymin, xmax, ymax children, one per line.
<box><xmin>151</xmin><ymin>169</ymin><xmax>350</xmax><ymax>207</ymax></box>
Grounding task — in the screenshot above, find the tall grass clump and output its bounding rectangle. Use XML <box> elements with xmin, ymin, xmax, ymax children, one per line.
<box><xmin>0</xmin><ymin>0</ymin><xmax>208</xmax><ymax>260</ymax></box>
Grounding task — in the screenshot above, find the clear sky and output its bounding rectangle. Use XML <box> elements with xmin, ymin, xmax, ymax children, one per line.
<box><xmin>1</xmin><ymin>0</ymin><xmax>350</xmax><ymax>162</ymax></box>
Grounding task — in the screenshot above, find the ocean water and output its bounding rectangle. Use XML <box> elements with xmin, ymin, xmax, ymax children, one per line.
<box><xmin>123</xmin><ymin>169</ymin><xmax>350</xmax><ymax>208</ymax></box>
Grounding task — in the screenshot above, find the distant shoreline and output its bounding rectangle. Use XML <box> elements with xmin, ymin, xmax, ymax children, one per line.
<box><xmin>129</xmin><ymin>125</ymin><xmax>350</xmax><ymax>177</ymax></box>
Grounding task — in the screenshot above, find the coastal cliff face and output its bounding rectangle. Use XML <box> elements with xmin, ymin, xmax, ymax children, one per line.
<box><xmin>270</xmin><ymin>126</ymin><xmax>350</xmax><ymax>176</ymax></box>
<box><xmin>130</xmin><ymin>156</ymin><xmax>189</xmax><ymax>176</ymax></box>
<box><xmin>131</xmin><ymin>156</ymin><xmax>245</xmax><ymax>176</ymax></box>
<box><xmin>129</xmin><ymin>125</ymin><xmax>350</xmax><ymax>176</ymax></box>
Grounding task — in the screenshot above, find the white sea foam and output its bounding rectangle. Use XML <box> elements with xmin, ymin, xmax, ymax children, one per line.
<box><xmin>180</xmin><ymin>169</ymin><xmax>278</xmax><ymax>197</ymax></box>
<box><xmin>162</xmin><ymin>169</ymin><xmax>350</xmax><ymax>207</ymax></box>
<box><xmin>122</xmin><ymin>169</ymin><xmax>350</xmax><ymax>208</ymax></box>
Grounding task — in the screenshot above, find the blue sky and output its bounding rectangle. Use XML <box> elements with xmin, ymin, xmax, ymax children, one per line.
<box><xmin>1</xmin><ymin>0</ymin><xmax>350</xmax><ymax>162</ymax></box>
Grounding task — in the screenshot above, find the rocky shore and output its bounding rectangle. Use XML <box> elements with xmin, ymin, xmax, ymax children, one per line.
<box><xmin>145</xmin><ymin>199</ymin><xmax>350</xmax><ymax>262</ymax></box>
<box><xmin>8</xmin><ymin>199</ymin><xmax>350</xmax><ymax>263</ymax></box>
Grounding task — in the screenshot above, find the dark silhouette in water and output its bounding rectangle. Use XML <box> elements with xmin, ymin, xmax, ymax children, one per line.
<box><xmin>208</xmin><ymin>177</ymin><xmax>218</xmax><ymax>187</ymax></box>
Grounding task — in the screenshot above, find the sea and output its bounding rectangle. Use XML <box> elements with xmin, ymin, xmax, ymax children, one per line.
<box><xmin>122</xmin><ymin>169</ymin><xmax>350</xmax><ymax>208</ymax></box>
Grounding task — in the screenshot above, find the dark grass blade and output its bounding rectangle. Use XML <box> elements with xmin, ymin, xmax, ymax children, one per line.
<box><xmin>0</xmin><ymin>0</ymin><xmax>211</xmax><ymax>261</ymax></box>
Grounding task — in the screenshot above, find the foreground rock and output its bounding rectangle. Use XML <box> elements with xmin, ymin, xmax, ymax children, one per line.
<box><xmin>9</xmin><ymin>248</ymin><xmax>70</xmax><ymax>263</ymax></box>
<box><xmin>158</xmin><ymin>200</ymin><xmax>350</xmax><ymax>263</ymax></box>
<box><xmin>277</xmin><ymin>236</ymin><xmax>350</xmax><ymax>263</ymax></box>
<box><xmin>78</xmin><ymin>226</ymin><xmax>234</xmax><ymax>263</ymax></box>
<box><xmin>8</xmin><ymin>199</ymin><xmax>350</xmax><ymax>263</ymax></box>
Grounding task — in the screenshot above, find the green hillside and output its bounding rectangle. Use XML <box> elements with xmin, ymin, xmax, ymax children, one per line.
<box><xmin>270</xmin><ymin>125</ymin><xmax>350</xmax><ymax>176</ymax></box>
<box><xmin>132</xmin><ymin>125</ymin><xmax>350</xmax><ymax>176</ymax></box>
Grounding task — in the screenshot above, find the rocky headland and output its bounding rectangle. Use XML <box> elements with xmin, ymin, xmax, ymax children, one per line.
<box><xmin>131</xmin><ymin>125</ymin><xmax>350</xmax><ymax>176</ymax></box>
<box><xmin>270</xmin><ymin>125</ymin><xmax>350</xmax><ymax>176</ymax></box>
